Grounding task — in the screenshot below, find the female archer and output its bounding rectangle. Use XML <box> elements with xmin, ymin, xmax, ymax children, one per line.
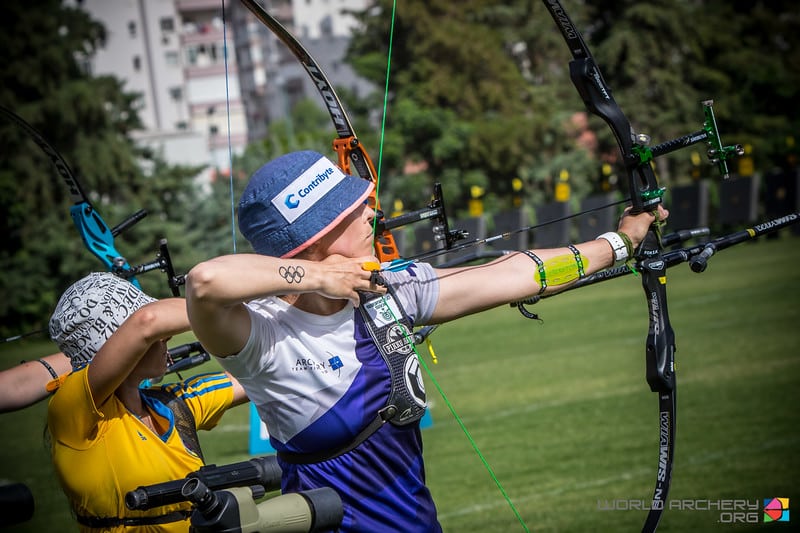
<box><xmin>185</xmin><ymin>149</ymin><xmax>667</xmax><ymax>532</ymax></box>
<box><xmin>47</xmin><ymin>272</ymin><xmax>248</xmax><ymax>531</ymax></box>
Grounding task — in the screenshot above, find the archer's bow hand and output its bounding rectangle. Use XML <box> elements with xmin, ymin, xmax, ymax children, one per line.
<box><xmin>618</xmin><ymin>205</ymin><xmax>670</xmax><ymax>249</ymax></box>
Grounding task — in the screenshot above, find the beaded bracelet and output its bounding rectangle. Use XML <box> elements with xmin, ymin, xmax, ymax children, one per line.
<box><xmin>567</xmin><ymin>244</ymin><xmax>586</xmax><ymax>279</ymax></box>
<box><xmin>520</xmin><ymin>250</ymin><xmax>547</xmax><ymax>295</ymax></box>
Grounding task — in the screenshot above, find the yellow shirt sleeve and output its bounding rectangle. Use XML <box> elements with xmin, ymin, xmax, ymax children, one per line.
<box><xmin>160</xmin><ymin>372</ymin><xmax>234</xmax><ymax>431</ymax></box>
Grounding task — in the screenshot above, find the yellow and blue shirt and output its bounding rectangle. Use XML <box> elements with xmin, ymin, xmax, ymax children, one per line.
<box><xmin>47</xmin><ymin>369</ymin><xmax>234</xmax><ymax>532</ymax></box>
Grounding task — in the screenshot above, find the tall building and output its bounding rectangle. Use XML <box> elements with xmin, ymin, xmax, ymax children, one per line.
<box><xmin>292</xmin><ymin>0</ymin><xmax>368</xmax><ymax>40</ymax></box>
<box><xmin>236</xmin><ymin>0</ymin><xmax>373</xmax><ymax>137</ymax></box>
<box><xmin>69</xmin><ymin>0</ymin><xmax>217</xmax><ymax>180</ymax></box>
<box><xmin>176</xmin><ymin>0</ymin><xmax>247</xmax><ymax>177</ymax></box>
<box><xmin>71</xmin><ymin>0</ymin><xmax>373</xmax><ymax>180</ymax></box>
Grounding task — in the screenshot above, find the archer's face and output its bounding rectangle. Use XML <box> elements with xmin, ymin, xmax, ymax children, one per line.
<box><xmin>319</xmin><ymin>202</ymin><xmax>377</xmax><ymax>258</ymax></box>
<box><xmin>137</xmin><ymin>338</ymin><xmax>169</xmax><ymax>380</ymax></box>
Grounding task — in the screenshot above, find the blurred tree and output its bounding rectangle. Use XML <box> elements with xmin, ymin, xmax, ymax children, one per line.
<box><xmin>693</xmin><ymin>0</ymin><xmax>800</xmax><ymax>171</ymax></box>
<box><xmin>346</xmin><ymin>0</ymin><xmax>569</xmax><ymax>217</ymax></box>
<box><xmin>344</xmin><ymin>0</ymin><xmax>799</xmax><ymax>215</ymax></box>
<box><xmin>0</xmin><ymin>0</ymin><xmax>203</xmax><ymax>338</ymax></box>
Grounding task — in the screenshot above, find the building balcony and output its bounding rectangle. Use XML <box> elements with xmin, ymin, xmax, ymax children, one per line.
<box><xmin>184</xmin><ymin>63</ymin><xmax>232</xmax><ymax>78</ymax></box>
<box><xmin>181</xmin><ymin>26</ymin><xmax>226</xmax><ymax>45</ymax></box>
<box><xmin>176</xmin><ymin>0</ymin><xmax>222</xmax><ymax>11</ymax></box>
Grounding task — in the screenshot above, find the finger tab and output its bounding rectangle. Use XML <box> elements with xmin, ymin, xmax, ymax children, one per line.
<box><xmin>361</xmin><ymin>261</ymin><xmax>381</xmax><ymax>271</ymax></box>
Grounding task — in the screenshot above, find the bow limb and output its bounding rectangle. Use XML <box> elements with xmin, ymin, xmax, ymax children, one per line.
<box><xmin>0</xmin><ymin>104</ymin><xmax>144</xmax><ymax>288</ymax></box>
<box><xmin>541</xmin><ymin>2</ymin><xmax>675</xmax><ymax>531</ymax></box>
<box><xmin>238</xmin><ymin>0</ymin><xmax>400</xmax><ymax>261</ymax></box>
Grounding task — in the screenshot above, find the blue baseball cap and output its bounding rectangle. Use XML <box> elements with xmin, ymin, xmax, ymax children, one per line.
<box><xmin>238</xmin><ymin>151</ymin><xmax>374</xmax><ymax>257</ymax></box>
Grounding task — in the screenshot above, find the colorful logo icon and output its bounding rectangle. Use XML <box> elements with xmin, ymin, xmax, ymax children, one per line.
<box><xmin>763</xmin><ymin>498</ymin><xmax>789</xmax><ymax>522</ymax></box>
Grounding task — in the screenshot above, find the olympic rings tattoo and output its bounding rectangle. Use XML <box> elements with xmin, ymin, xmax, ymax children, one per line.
<box><xmin>278</xmin><ymin>265</ymin><xmax>305</xmax><ymax>284</ymax></box>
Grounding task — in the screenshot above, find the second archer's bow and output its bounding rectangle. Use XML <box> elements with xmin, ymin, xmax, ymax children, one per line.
<box><xmin>0</xmin><ymin>105</ymin><xmax>183</xmax><ymax>296</ymax></box>
<box><xmin>0</xmin><ymin>104</ymin><xmax>145</xmax><ymax>287</ymax></box>
<box><xmin>239</xmin><ymin>0</ymin><xmax>402</xmax><ymax>262</ymax></box>
<box><xmin>541</xmin><ymin>2</ymin><xmax>677</xmax><ymax>531</ymax></box>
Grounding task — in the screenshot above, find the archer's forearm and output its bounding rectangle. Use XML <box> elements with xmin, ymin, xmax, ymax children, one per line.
<box><xmin>186</xmin><ymin>253</ymin><xmax>380</xmax><ymax>307</ymax></box>
<box><xmin>186</xmin><ymin>254</ymin><xmax>321</xmax><ymax>305</ymax></box>
<box><xmin>0</xmin><ymin>354</ymin><xmax>70</xmax><ymax>414</ymax></box>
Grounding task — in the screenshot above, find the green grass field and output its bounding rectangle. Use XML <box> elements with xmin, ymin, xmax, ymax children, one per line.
<box><xmin>1</xmin><ymin>233</ymin><xmax>798</xmax><ymax>532</ymax></box>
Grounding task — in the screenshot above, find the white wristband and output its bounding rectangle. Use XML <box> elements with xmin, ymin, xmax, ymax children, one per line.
<box><xmin>596</xmin><ymin>231</ymin><xmax>628</xmax><ymax>262</ymax></box>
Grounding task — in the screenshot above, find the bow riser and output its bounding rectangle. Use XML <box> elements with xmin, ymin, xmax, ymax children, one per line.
<box><xmin>569</xmin><ymin>59</ymin><xmax>664</xmax><ymax>215</ymax></box>
<box><xmin>643</xmin><ymin>272</ymin><xmax>676</xmax><ymax>392</ymax></box>
<box><xmin>70</xmin><ymin>204</ymin><xmax>132</xmax><ymax>273</ymax></box>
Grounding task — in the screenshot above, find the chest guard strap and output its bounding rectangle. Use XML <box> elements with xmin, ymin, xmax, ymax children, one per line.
<box><xmin>141</xmin><ymin>388</ymin><xmax>204</xmax><ymax>462</ymax></box>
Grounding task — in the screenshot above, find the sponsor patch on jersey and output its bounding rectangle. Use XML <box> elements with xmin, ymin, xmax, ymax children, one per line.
<box><xmin>363</xmin><ymin>294</ymin><xmax>404</xmax><ymax>328</ymax></box>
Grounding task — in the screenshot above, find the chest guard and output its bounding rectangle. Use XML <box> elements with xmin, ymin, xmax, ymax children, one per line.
<box><xmin>141</xmin><ymin>388</ymin><xmax>203</xmax><ymax>461</ymax></box>
<box><xmin>358</xmin><ymin>284</ymin><xmax>427</xmax><ymax>426</ymax></box>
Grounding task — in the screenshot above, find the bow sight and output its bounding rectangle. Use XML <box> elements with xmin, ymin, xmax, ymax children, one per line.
<box><xmin>376</xmin><ymin>182</ymin><xmax>469</xmax><ymax>252</ymax></box>
<box><xmin>634</xmin><ymin>100</ymin><xmax>745</xmax><ymax>180</ymax></box>
<box><xmin>117</xmin><ymin>238</ymin><xmax>186</xmax><ymax>297</ymax></box>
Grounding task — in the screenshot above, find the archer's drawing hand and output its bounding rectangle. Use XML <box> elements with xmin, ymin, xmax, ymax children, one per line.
<box><xmin>318</xmin><ymin>255</ymin><xmax>385</xmax><ymax>306</ymax></box>
<box><xmin>618</xmin><ymin>205</ymin><xmax>670</xmax><ymax>248</ymax></box>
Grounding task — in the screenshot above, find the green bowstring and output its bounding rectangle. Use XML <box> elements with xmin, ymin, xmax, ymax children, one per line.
<box><xmin>374</xmin><ymin>293</ymin><xmax>530</xmax><ymax>532</ymax></box>
<box><xmin>370</xmin><ymin>0</ymin><xmax>396</xmax><ymax>242</ymax></box>
<box><xmin>370</xmin><ymin>3</ymin><xmax>529</xmax><ymax>529</ymax></box>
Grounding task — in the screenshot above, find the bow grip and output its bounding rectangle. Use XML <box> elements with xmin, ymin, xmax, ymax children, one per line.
<box><xmin>640</xmin><ymin>253</ymin><xmax>676</xmax><ymax>393</ymax></box>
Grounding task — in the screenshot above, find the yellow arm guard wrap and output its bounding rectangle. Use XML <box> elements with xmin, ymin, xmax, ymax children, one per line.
<box><xmin>542</xmin><ymin>251</ymin><xmax>589</xmax><ymax>286</ymax></box>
